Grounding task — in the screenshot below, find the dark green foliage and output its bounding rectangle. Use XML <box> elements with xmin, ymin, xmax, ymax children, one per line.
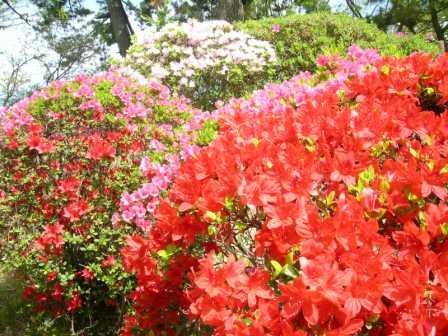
<box><xmin>237</xmin><ymin>12</ymin><xmax>440</xmax><ymax>81</ymax></box>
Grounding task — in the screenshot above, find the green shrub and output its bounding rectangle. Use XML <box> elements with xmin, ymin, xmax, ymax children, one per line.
<box><xmin>237</xmin><ymin>12</ymin><xmax>440</xmax><ymax>81</ymax></box>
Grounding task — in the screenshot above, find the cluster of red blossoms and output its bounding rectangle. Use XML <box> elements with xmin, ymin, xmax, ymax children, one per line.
<box><xmin>121</xmin><ymin>52</ymin><xmax>448</xmax><ymax>335</ymax></box>
<box><xmin>0</xmin><ymin>70</ymin><xmax>200</xmax><ymax>332</ymax></box>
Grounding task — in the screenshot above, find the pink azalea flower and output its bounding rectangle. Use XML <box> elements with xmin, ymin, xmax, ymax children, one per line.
<box><xmin>272</xmin><ymin>24</ymin><xmax>281</xmax><ymax>33</ymax></box>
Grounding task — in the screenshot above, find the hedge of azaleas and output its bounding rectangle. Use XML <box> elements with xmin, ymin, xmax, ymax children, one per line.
<box><xmin>118</xmin><ymin>45</ymin><xmax>380</xmax><ymax>235</ymax></box>
<box><xmin>120</xmin><ymin>51</ymin><xmax>448</xmax><ymax>336</ymax></box>
<box><xmin>0</xmin><ymin>68</ymin><xmax>214</xmax><ymax>333</ymax></box>
<box><xmin>121</xmin><ymin>19</ymin><xmax>276</xmax><ymax>110</ymax></box>
<box><xmin>1</xmin><ymin>36</ymin><xmax>448</xmax><ymax>336</ymax></box>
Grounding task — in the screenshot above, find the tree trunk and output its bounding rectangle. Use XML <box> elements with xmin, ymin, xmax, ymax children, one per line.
<box><xmin>106</xmin><ymin>0</ymin><xmax>133</xmax><ymax>56</ymax></box>
<box><xmin>428</xmin><ymin>0</ymin><xmax>447</xmax><ymax>51</ymax></box>
<box><xmin>214</xmin><ymin>0</ymin><xmax>245</xmax><ymax>22</ymax></box>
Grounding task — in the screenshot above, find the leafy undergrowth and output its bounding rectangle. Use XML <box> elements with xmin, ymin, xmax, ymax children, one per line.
<box><xmin>0</xmin><ymin>269</ymin><xmax>27</xmax><ymax>335</ymax></box>
<box><xmin>0</xmin><ymin>270</ymin><xmax>69</xmax><ymax>336</ymax></box>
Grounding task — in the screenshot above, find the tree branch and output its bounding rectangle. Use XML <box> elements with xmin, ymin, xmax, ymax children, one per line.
<box><xmin>345</xmin><ymin>0</ymin><xmax>363</xmax><ymax>18</ymax></box>
<box><xmin>1</xmin><ymin>0</ymin><xmax>34</xmax><ymax>27</ymax></box>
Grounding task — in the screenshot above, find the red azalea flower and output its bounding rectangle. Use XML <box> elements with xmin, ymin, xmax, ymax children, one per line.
<box><xmin>22</xmin><ymin>285</ymin><xmax>37</xmax><ymax>300</ymax></box>
<box><xmin>129</xmin><ymin>140</ymin><xmax>144</xmax><ymax>153</ymax></box>
<box><xmin>35</xmin><ymin>224</ymin><xmax>65</xmax><ymax>251</ymax></box>
<box><xmin>35</xmin><ymin>293</ymin><xmax>48</xmax><ymax>305</ymax></box>
<box><xmin>106</xmin><ymin>131</ymin><xmax>123</xmax><ymax>142</ymax></box>
<box><xmin>6</xmin><ymin>138</ymin><xmax>19</xmax><ymax>150</ymax></box>
<box><xmin>47</xmin><ymin>272</ymin><xmax>58</xmax><ymax>282</ymax></box>
<box><xmin>63</xmin><ymin>199</ymin><xmax>89</xmax><ymax>222</ymax></box>
<box><xmin>28</xmin><ymin>123</ymin><xmax>43</xmax><ymax>134</ymax></box>
<box><xmin>13</xmin><ymin>171</ymin><xmax>23</xmax><ymax>181</ymax></box>
<box><xmin>79</xmin><ymin>268</ymin><xmax>94</xmax><ymax>281</ymax></box>
<box><xmin>26</xmin><ymin>134</ymin><xmax>42</xmax><ymax>150</ymax></box>
<box><xmin>102</xmin><ymin>255</ymin><xmax>116</xmax><ymax>268</ymax></box>
<box><xmin>57</xmin><ymin>177</ymin><xmax>81</xmax><ymax>195</ymax></box>
<box><xmin>52</xmin><ymin>283</ymin><xmax>63</xmax><ymax>301</ymax></box>
<box><xmin>26</xmin><ymin>135</ymin><xmax>55</xmax><ymax>154</ymax></box>
<box><xmin>36</xmin><ymin>141</ymin><xmax>55</xmax><ymax>154</ymax></box>
<box><xmin>66</xmin><ymin>292</ymin><xmax>81</xmax><ymax>312</ymax></box>
<box><xmin>87</xmin><ymin>137</ymin><xmax>116</xmax><ymax>160</ymax></box>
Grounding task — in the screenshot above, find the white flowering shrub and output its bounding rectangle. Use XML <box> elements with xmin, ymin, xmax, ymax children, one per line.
<box><xmin>121</xmin><ymin>19</ymin><xmax>276</xmax><ymax>110</ymax></box>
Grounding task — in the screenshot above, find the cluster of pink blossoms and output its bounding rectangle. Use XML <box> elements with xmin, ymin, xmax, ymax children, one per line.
<box><xmin>1</xmin><ymin>68</ymin><xmax>191</xmax><ymax>132</ymax></box>
<box><xmin>116</xmin><ymin>107</ymin><xmax>213</xmax><ymax>231</ymax></box>
<box><xmin>214</xmin><ymin>45</ymin><xmax>381</xmax><ymax>118</ymax></box>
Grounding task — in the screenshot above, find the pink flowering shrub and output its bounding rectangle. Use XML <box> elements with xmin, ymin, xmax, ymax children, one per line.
<box><xmin>0</xmin><ymin>69</ymin><xmax>209</xmax><ymax>334</ymax></box>
<box><xmin>215</xmin><ymin>45</ymin><xmax>382</xmax><ymax>118</ymax></box>
<box><xmin>120</xmin><ymin>19</ymin><xmax>276</xmax><ymax>110</ymax></box>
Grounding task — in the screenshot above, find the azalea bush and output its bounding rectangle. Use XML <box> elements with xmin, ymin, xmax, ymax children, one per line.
<box><xmin>238</xmin><ymin>12</ymin><xmax>440</xmax><ymax>81</ymax></box>
<box><xmin>118</xmin><ymin>45</ymin><xmax>381</xmax><ymax>232</ymax></box>
<box><xmin>120</xmin><ymin>19</ymin><xmax>276</xmax><ymax>110</ymax></box>
<box><xmin>0</xmin><ymin>67</ymin><xmax>211</xmax><ymax>334</ymax></box>
<box><xmin>121</xmin><ymin>51</ymin><xmax>448</xmax><ymax>335</ymax></box>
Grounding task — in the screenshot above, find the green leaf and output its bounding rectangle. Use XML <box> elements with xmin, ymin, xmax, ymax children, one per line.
<box><xmin>282</xmin><ymin>264</ymin><xmax>299</xmax><ymax>279</ymax></box>
<box><xmin>196</xmin><ymin>120</ymin><xmax>219</xmax><ymax>146</ymax></box>
<box><xmin>157</xmin><ymin>244</ymin><xmax>179</xmax><ymax>261</ymax></box>
<box><xmin>205</xmin><ymin>210</ymin><xmax>221</xmax><ymax>223</ymax></box>
<box><xmin>208</xmin><ymin>224</ymin><xmax>218</xmax><ymax>236</ymax></box>
<box><xmin>425</xmin><ymin>87</ymin><xmax>435</xmax><ymax>95</ymax></box>
<box><xmin>409</xmin><ymin>147</ymin><xmax>420</xmax><ymax>159</ymax></box>
<box><xmin>224</xmin><ymin>196</ymin><xmax>234</xmax><ymax>210</ymax></box>
<box><xmin>441</xmin><ymin>223</ymin><xmax>448</xmax><ymax>236</ymax></box>
<box><xmin>418</xmin><ymin>211</ymin><xmax>427</xmax><ymax>230</ymax></box>
<box><xmin>105</xmin><ymin>113</ymin><xmax>118</xmax><ymax>123</ymax></box>
<box><xmin>325</xmin><ymin>191</ymin><xmax>335</xmax><ymax>205</ymax></box>
<box><xmin>359</xmin><ymin>165</ymin><xmax>375</xmax><ymax>183</ymax></box>
<box><xmin>440</xmin><ymin>165</ymin><xmax>448</xmax><ymax>174</ymax></box>
<box><xmin>270</xmin><ymin>260</ymin><xmax>283</xmax><ymax>278</ymax></box>
<box><xmin>157</xmin><ymin>250</ymin><xmax>169</xmax><ymax>260</ymax></box>
<box><xmin>285</xmin><ymin>246</ymin><xmax>299</xmax><ymax>265</ymax></box>
<box><xmin>234</xmin><ymin>220</ymin><xmax>246</xmax><ymax>232</ymax></box>
<box><xmin>241</xmin><ymin>317</ymin><xmax>252</xmax><ymax>326</ymax></box>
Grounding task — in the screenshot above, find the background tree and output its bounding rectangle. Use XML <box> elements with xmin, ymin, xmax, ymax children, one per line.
<box><xmin>169</xmin><ymin>0</ymin><xmax>330</xmax><ymax>21</ymax></box>
<box><xmin>344</xmin><ymin>0</ymin><xmax>447</xmax><ymax>51</ymax></box>
<box><xmin>0</xmin><ymin>2</ymin><xmax>112</xmax><ymax>105</ymax></box>
<box><xmin>0</xmin><ymin>50</ymin><xmax>41</xmax><ymax>105</ymax></box>
<box><xmin>30</xmin><ymin>0</ymin><xmax>135</xmax><ymax>56</ymax></box>
<box><xmin>1</xmin><ymin>0</ymin><xmax>138</xmax><ymax>56</ymax></box>
<box><xmin>214</xmin><ymin>0</ymin><xmax>245</xmax><ymax>21</ymax></box>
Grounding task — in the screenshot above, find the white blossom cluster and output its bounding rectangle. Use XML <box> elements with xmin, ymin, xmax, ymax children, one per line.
<box><xmin>122</xmin><ymin>19</ymin><xmax>276</xmax><ymax>94</ymax></box>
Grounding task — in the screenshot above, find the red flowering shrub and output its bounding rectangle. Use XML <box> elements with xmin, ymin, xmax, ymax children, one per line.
<box><xmin>121</xmin><ymin>52</ymin><xmax>448</xmax><ymax>335</ymax></box>
<box><xmin>0</xmin><ymin>69</ymin><xmax>203</xmax><ymax>334</ymax></box>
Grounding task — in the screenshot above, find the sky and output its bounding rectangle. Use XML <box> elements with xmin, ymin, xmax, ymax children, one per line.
<box><xmin>0</xmin><ymin>0</ymin><xmax>139</xmax><ymax>95</ymax></box>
